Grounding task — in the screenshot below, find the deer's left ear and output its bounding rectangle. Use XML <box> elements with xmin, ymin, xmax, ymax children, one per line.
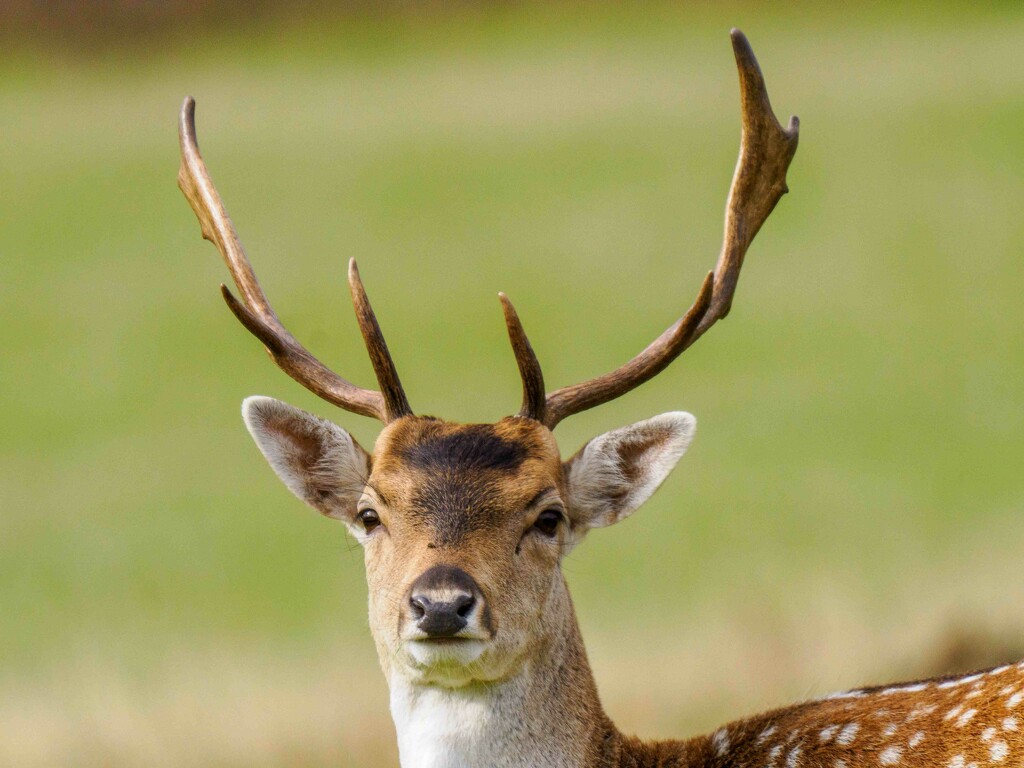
<box><xmin>564</xmin><ymin>412</ymin><xmax>696</xmax><ymax>529</ymax></box>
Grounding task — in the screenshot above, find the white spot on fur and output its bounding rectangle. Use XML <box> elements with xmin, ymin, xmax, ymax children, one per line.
<box><xmin>955</xmin><ymin>709</ymin><xmax>977</xmax><ymax>727</ymax></box>
<box><xmin>882</xmin><ymin>683</ymin><xmax>929</xmax><ymax>695</ymax></box>
<box><xmin>981</xmin><ymin>727</ymin><xmax>997</xmax><ymax>743</ymax></box>
<box><xmin>834</xmin><ymin>760</ymin><xmax>848</xmax><ymax>768</ymax></box>
<box><xmin>1007</xmin><ymin>691</ymin><xmax>1024</xmax><ymax>708</ymax></box>
<box><xmin>785</xmin><ymin>744</ymin><xmax>802</xmax><ymax>768</ymax></box>
<box><xmin>1002</xmin><ymin>717</ymin><xmax>1018</xmax><ymax>731</ymax></box>
<box><xmin>906</xmin><ymin>704</ymin><xmax>937</xmax><ymax>722</ymax></box>
<box><xmin>946</xmin><ymin>705</ymin><xmax>965</xmax><ymax>721</ymax></box>
<box><xmin>823</xmin><ymin>689</ymin><xmax>866</xmax><ymax>701</ymax></box>
<box><xmin>769</xmin><ymin>744</ymin><xmax>783</xmax><ymax>764</ymax></box>
<box><xmin>837</xmin><ymin>723</ymin><xmax>860</xmax><ymax>745</ymax></box>
<box><xmin>990</xmin><ymin>665</ymin><xmax>1011</xmax><ymax>676</ymax></box>
<box><xmin>965</xmin><ymin>689</ymin><xmax>982</xmax><ymax>699</ymax></box>
<box><xmin>939</xmin><ymin>673</ymin><xmax>984</xmax><ymax>690</ymax></box>
<box><xmin>819</xmin><ymin>725</ymin><xmax>839</xmax><ymax>743</ymax></box>
<box><xmin>998</xmin><ymin>686</ymin><xmax>1014</xmax><ymax>696</ymax></box>
<box><xmin>879</xmin><ymin>746</ymin><xmax>902</xmax><ymax>765</ymax></box>
<box><xmin>712</xmin><ymin>728</ymin><xmax>730</xmax><ymax>757</ymax></box>
<box><xmin>757</xmin><ymin>725</ymin><xmax>777</xmax><ymax>745</ymax></box>
<box><xmin>948</xmin><ymin>756</ymin><xmax>964</xmax><ymax>768</ymax></box>
<box><xmin>909</xmin><ymin>732</ymin><xmax>924</xmax><ymax>748</ymax></box>
<box><xmin>883</xmin><ymin>724</ymin><xmax>898</xmax><ymax>737</ymax></box>
<box><xmin>990</xmin><ymin>740</ymin><xmax>1009</xmax><ymax>762</ymax></box>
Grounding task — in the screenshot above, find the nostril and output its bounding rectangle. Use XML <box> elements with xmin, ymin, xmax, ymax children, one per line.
<box><xmin>455</xmin><ymin>594</ymin><xmax>475</xmax><ymax>618</ymax></box>
<box><xmin>409</xmin><ymin>595</ymin><xmax>427</xmax><ymax>620</ymax></box>
<box><xmin>406</xmin><ymin>565</ymin><xmax>484</xmax><ymax>637</ymax></box>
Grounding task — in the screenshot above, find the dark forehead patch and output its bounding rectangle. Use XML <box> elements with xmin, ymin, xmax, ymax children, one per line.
<box><xmin>398</xmin><ymin>424</ymin><xmax>527</xmax><ymax>473</ymax></box>
<box><xmin>378</xmin><ymin>418</ymin><xmax>555</xmax><ymax>545</ymax></box>
<box><xmin>409</xmin><ymin>475</ymin><xmax>504</xmax><ymax>545</ymax></box>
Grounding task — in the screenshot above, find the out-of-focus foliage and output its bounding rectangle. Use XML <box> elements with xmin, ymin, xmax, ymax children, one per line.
<box><xmin>2</xmin><ymin>3</ymin><xmax>1023</xmax><ymax>765</ymax></box>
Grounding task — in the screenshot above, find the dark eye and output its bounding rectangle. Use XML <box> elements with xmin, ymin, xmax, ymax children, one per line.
<box><xmin>357</xmin><ymin>508</ymin><xmax>381</xmax><ymax>533</ymax></box>
<box><xmin>533</xmin><ymin>509</ymin><xmax>563</xmax><ymax>537</ymax></box>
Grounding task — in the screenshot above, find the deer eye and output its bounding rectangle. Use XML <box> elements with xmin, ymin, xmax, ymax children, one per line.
<box><xmin>532</xmin><ymin>509</ymin><xmax>563</xmax><ymax>537</ymax></box>
<box><xmin>357</xmin><ymin>508</ymin><xmax>381</xmax><ymax>533</ymax></box>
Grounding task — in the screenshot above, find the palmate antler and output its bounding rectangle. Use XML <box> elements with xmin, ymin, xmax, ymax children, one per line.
<box><xmin>179</xmin><ymin>29</ymin><xmax>797</xmax><ymax>430</ymax></box>
<box><xmin>501</xmin><ymin>29</ymin><xmax>799</xmax><ymax>428</ymax></box>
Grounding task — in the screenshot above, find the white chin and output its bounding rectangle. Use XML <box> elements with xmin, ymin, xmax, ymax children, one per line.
<box><xmin>406</xmin><ymin>639</ymin><xmax>486</xmax><ymax>668</ymax></box>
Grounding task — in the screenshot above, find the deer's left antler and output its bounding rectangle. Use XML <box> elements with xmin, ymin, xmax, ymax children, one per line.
<box><xmin>503</xmin><ymin>29</ymin><xmax>800</xmax><ymax>429</ymax></box>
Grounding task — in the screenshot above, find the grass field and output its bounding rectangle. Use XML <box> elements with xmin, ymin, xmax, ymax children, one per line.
<box><xmin>3</xmin><ymin>3</ymin><xmax>1024</xmax><ymax>765</ymax></box>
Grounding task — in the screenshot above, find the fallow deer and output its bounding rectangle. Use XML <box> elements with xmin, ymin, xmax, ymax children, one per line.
<box><xmin>178</xmin><ymin>29</ymin><xmax>1024</xmax><ymax>768</ymax></box>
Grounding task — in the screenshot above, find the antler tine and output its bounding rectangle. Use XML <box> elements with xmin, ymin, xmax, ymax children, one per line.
<box><xmin>540</xmin><ymin>30</ymin><xmax>799</xmax><ymax>429</ymax></box>
<box><xmin>178</xmin><ymin>97</ymin><xmax>402</xmax><ymax>423</ymax></box>
<box><xmin>348</xmin><ymin>260</ymin><xmax>412</xmax><ymax>422</ymax></box>
<box><xmin>498</xmin><ymin>293</ymin><xmax>546</xmax><ymax>422</ymax></box>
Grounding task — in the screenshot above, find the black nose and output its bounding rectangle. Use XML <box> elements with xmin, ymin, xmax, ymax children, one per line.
<box><xmin>408</xmin><ymin>565</ymin><xmax>481</xmax><ymax>638</ymax></box>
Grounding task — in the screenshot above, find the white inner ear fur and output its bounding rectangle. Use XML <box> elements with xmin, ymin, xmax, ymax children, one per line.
<box><xmin>242</xmin><ymin>396</ymin><xmax>371</xmax><ymax>521</ymax></box>
<box><xmin>565</xmin><ymin>411</ymin><xmax>696</xmax><ymax>529</ymax></box>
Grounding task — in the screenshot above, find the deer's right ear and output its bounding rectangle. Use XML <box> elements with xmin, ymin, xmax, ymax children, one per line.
<box><xmin>242</xmin><ymin>396</ymin><xmax>371</xmax><ymax>521</ymax></box>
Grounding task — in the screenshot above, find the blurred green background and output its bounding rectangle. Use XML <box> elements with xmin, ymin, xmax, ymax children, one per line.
<box><xmin>3</xmin><ymin>2</ymin><xmax>1023</xmax><ymax>765</ymax></box>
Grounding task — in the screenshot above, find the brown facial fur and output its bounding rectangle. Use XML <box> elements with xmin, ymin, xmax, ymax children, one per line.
<box><xmin>361</xmin><ymin>416</ymin><xmax>569</xmax><ymax>685</ymax></box>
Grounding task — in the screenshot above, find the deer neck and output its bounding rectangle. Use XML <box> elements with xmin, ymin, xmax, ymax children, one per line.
<box><xmin>386</xmin><ymin>574</ymin><xmax>615</xmax><ymax>768</ymax></box>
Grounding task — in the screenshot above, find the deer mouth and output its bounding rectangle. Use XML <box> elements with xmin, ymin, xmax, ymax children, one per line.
<box><xmin>405</xmin><ymin>637</ymin><xmax>487</xmax><ymax>668</ymax></box>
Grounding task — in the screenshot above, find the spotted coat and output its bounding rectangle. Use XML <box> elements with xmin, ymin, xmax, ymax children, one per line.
<box><xmin>625</xmin><ymin>662</ymin><xmax>1024</xmax><ymax>768</ymax></box>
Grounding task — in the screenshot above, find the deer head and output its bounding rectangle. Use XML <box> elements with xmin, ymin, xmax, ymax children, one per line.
<box><xmin>179</xmin><ymin>28</ymin><xmax>798</xmax><ymax>762</ymax></box>
<box><xmin>239</xmin><ymin>396</ymin><xmax>695</xmax><ymax>687</ymax></box>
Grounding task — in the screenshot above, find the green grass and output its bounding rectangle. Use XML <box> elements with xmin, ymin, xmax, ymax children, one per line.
<box><xmin>2</xmin><ymin>3</ymin><xmax>1024</xmax><ymax>764</ymax></box>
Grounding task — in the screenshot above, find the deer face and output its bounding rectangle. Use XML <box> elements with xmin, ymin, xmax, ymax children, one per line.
<box><xmin>243</xmin><ymin>396</ymin><xmax>696</xmax><ymax>687</ymax></box>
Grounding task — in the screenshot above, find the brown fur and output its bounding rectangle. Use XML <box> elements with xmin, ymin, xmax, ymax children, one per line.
<box><xmin>665</xmin><ymin>661</ymin><xmax>1024</xmax><ymax>768</ymax></box>
<box><xmin>361</xmin><ymin>417</ymin><xmax>571</xmax><ymax>687</ymax></box>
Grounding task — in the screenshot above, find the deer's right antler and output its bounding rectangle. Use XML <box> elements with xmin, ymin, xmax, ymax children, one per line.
<box><xmin>177</xmin><ymin>97</ymin><xmax>412</xmax><ymax>423</ymax></box>
<box><xmin>503</xmin><ymin>29</ymin><xmax>800</xmax><ymax>429</ymax></box>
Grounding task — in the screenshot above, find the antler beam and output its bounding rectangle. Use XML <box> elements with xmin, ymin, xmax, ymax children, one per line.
<box><xmin>507</xmin><ymin>29</ymin><xmax>799</xmax><ymax>429</ymax></box>
<box><xmin>177</xmin><ymin>97</ymin><xmax>411</xmax><ymax>423</ymax></box>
